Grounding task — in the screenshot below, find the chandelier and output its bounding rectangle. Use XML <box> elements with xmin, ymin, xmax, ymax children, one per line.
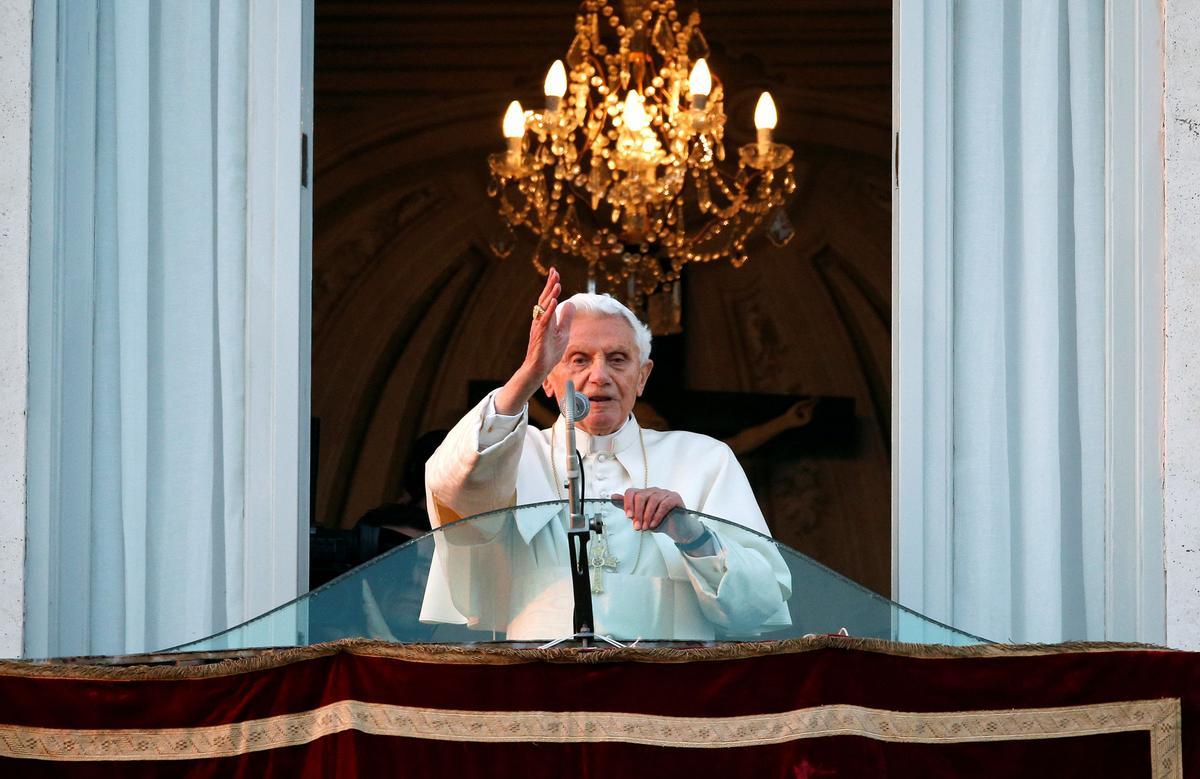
<box><xmin>488</xmin><ymin>0</ymin><xmax>796</xmax><ymax>304</ymax></box>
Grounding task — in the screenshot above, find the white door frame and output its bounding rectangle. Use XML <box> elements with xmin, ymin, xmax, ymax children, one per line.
<box><xmin>242</xmin><ymin>0</ymin><xmax>313</xmax><ymax>628</ymax></box>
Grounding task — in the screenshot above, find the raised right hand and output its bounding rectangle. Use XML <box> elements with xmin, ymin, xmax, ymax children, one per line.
<box><xmin>494</xmin><ymin>268</ymin><xmax>575</xmax><ymax>415</ymax></box>
<box><xmin>522</xmin><ymin>267</ymin><xmax>575</xmax><ymax>380</ymax></box>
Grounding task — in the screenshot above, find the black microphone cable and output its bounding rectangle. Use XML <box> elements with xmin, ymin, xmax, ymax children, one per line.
<box><xmin>576</xmin><ymin>448</ymin><xmax>586</xmax><ymax>506</ymax></box>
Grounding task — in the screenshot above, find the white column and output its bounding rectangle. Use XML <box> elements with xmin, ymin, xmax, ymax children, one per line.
<box><xmin>0</xmin><ymin>0</ymin><xmax>33</xmax><ymax>658</ymax></box>
<box><xmin>1164</xmin><ymin>0</ymin><xmax>1200</xmax><ymax>650</ymax></box>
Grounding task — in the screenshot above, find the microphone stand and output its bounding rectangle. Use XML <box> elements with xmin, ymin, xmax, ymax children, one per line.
<box><xmin>540</xmin><ymin>380</ymin><xmax>625</xmax><ymax>650</ymax></box>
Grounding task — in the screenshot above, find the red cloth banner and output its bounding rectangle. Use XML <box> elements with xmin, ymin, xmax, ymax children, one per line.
<box><xmin>0</xmin><ymin>637</ymin><xmax>1191</xmax><ymax>777</ymax></box>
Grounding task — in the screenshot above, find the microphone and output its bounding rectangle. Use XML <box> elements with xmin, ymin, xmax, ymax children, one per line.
<box><xmin>563</xmin><ymin>379</ymin><xmax>588</xmax><ymax>531</ymax></box>
<box><xmin>561</xmin><ymin>382</ymin><xmax>590</xmax><ymax>422</ymax></box>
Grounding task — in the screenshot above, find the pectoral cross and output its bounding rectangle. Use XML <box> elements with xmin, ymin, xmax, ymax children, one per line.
<box><xmin>588</xmin><ymin>522</ymin><xmax>619</xmax><ymax>594</ymax></box>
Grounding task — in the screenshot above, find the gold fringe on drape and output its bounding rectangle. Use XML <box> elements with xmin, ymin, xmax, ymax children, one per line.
<box><xmin>0</xmin><ymin>635</ymin><xmax>1171</xmax><ymax>681</ymax></box>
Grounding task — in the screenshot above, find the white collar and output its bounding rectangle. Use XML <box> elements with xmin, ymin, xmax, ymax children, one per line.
<box><xmin>551</xmin><ymin>413</ymin><xmax>640</xmax><ymax>455</ymax></box>
<box><xmin>521</xmin><ymin>413</ymin><xmax>648</xmax><ymax>543</ymax></box>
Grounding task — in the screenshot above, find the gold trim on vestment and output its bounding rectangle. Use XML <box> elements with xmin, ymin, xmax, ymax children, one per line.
<box><xmin>0</xmin><ymin>697</ymin><xmax>1181</xmax><ymax>775</ymax></box>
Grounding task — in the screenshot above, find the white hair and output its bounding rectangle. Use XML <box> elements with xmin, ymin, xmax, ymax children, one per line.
<box><xmin>562</xmin><ymin>292</ymin><xmax>652</xmax><ymax>364</ymax></box>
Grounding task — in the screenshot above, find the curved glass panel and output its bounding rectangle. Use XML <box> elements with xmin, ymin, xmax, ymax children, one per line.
<box><xmin>172</xmin><ymin>500</ymin><xmax>986</xmax><ymax>651</ymax></box>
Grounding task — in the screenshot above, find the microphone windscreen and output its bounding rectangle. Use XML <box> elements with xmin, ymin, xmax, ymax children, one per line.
<box><xmin>572</xmin><ymin>392</ymin><xmax>590</xmax><ymax>421</ymax></box>
<box><xmin>562</xmin><ymin>380</ymin><xmax>589</xmax><ymax>421</ymax></box>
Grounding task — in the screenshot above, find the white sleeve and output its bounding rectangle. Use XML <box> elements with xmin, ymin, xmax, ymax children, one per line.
<box><xmin>679</xmin><ymin>533</ymin><xmax>725</xmax><ymax>583</ymax></box>
<box><xmin>681</xmin><ymin>525</ymin><xmax>793</xmax><ymax>635</ymax></box>
<box><xmin>478</xmin><ymin>394</ymin><xmax>526</xmax><ymax>450</ymax></box>
<box><xmin>682</xmin><ymin>444</ymin><xmax>793</xmax><ymax>634</ymax></box>
<box><xmin>425</xmin><ymin>390</ymin><xmax>528</xmax><ymax>526</ymax></box>
<box><xmin>421</xmin><ymin>390</ymin><xmax>528</xmax><ymax>632</ymax></box>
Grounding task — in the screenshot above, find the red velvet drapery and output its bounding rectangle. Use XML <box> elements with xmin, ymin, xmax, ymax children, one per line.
<box><xmin>0</xmin><ymin>637</ymin><xmax>1191</xmax><ymax>777</ymax></box>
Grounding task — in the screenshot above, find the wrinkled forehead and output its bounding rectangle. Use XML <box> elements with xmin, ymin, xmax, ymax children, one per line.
<box><xmin>566</xmin><ymin>312</ymin><xmax>639</xmax><ymax>355</ymax></box>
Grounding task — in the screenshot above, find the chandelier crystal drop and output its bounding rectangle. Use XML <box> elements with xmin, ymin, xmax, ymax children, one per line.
<box><xmin>487</xmin><ymin>0</ymin><xmax>796</xmax><ymax>298</ymax></box>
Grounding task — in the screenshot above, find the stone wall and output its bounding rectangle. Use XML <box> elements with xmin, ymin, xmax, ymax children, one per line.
<box><xmin>1164</xmin><ymin>0</ymin><xmax>1200</xmax><ymax>649</ymax></box>
<box><xmin>0</xmin><ymin>0</ymin><xmax>32</xmax><ymax>657</ymax></box>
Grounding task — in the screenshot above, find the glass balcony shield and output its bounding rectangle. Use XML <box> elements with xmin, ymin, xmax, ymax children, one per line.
<box><xmin>171</xmin><ymin>500</ymin><xmax>986</xmax><ymax>651</ymax></box>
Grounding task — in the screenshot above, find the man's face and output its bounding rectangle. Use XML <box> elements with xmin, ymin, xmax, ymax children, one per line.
<box><xmin>544</xmin><ymin>312</ymin><xmax>653</xmax><ymax>436</ymax></box>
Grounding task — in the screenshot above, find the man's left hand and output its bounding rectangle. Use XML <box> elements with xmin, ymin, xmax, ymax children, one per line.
<box><xmin>613</xmin><ymin>488</ymin><xmax>704</xmax><ymax>543</ymax></box>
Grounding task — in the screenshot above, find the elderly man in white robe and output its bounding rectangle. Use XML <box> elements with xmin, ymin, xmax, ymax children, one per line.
<box><xmin>419</xmin><ymin>268</ymin><xmax>792</xmax><ymax>641</ymax></box>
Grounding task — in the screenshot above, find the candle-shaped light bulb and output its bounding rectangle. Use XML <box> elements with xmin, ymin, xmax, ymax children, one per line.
<box><xmin>622</xmin><ymin>91</ymin><xmax>650</xmax><ymax>132</ymax></box>
<box><xmin>754</xmin><ymin>91</ymin><xmax>778</xmax><ymax>131</ymax></box>
<box><xmin>502</xmin><ymin>100</ymin><xmax>525</xmax><ymax>162</ymax></box>
<box><xmin>754</xmin><ymin>91</ymin><xmax>777</xmax><ymax>152</ymax></box>
<box><xmin>544</xmin><ymin>60</ymin><xmax>567</xmax><ymax>113</ymax></box>
<box><xmin>503</xmin><ymin>100</ymin><xmax>526</xmax><ymax>139</ymax></box>
<box><xmin>689</xmin><ymin>58</ymin><xmax>711</xmax><ymax>110</ymax></box>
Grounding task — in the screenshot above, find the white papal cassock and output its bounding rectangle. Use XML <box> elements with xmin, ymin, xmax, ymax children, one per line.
<box><xmin>419</xmin><ymin>391</ymin><xmax>792</xmax><ymax>640</ymax></box>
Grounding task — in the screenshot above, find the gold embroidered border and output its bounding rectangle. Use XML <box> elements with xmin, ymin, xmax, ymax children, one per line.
<box><xmin>2</xmin><ymin>636</ymin><xmax>1173</xmax><ymax>681</ymax></box>
<box><xmin>0</xmin><ymin>697</ymin><xmax>1181</xmax><ymax>777</ymax></box>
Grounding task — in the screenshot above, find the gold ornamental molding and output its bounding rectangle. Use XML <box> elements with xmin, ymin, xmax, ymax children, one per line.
<box><xmin>0</xmin><ymin>697</ymin><xmax>1181</xmax><ymax>777</ymax></box>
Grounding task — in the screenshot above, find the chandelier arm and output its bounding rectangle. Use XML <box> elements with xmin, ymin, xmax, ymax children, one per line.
<box><xmin>708</xmin><ymin>170</ymin><xmax>789</xmax><ymax>216</ymax></box>
<box><xmin>634</xmin><ymin>52</ymin><xmax>650</xmax><ymax>94</ymax></box>
<box><xmin>699</xmin><ymin>169</ymin><xmax>750</xmax><ymax>217</ymax></box>
<box><xmin>709</xmin><ymin>170</ymin><xmax>744</xmax><ymax>199</ymax></box>
<box><xmin>586</xmin><ymin>53</ymin><xmax>606</xmax><ymax>81</ymax></box>
<box><xmin>561</xmin><ymin>176</ymin><xmax>597</xmax><ymax>213</ymax></box>
<box><xmin>578</xmin><ymin>90</ymin><xmax>610</xmax><ymax>152</ymax></box>
<box><xmin>711</xmin><ymin>201</ymin><xmax>748</xmax><ymax>221</ymax></box>
<box><xmin>499</xmin><ymin>188</ymin><xmax>536</xmax><ymax>226</ymax></box>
